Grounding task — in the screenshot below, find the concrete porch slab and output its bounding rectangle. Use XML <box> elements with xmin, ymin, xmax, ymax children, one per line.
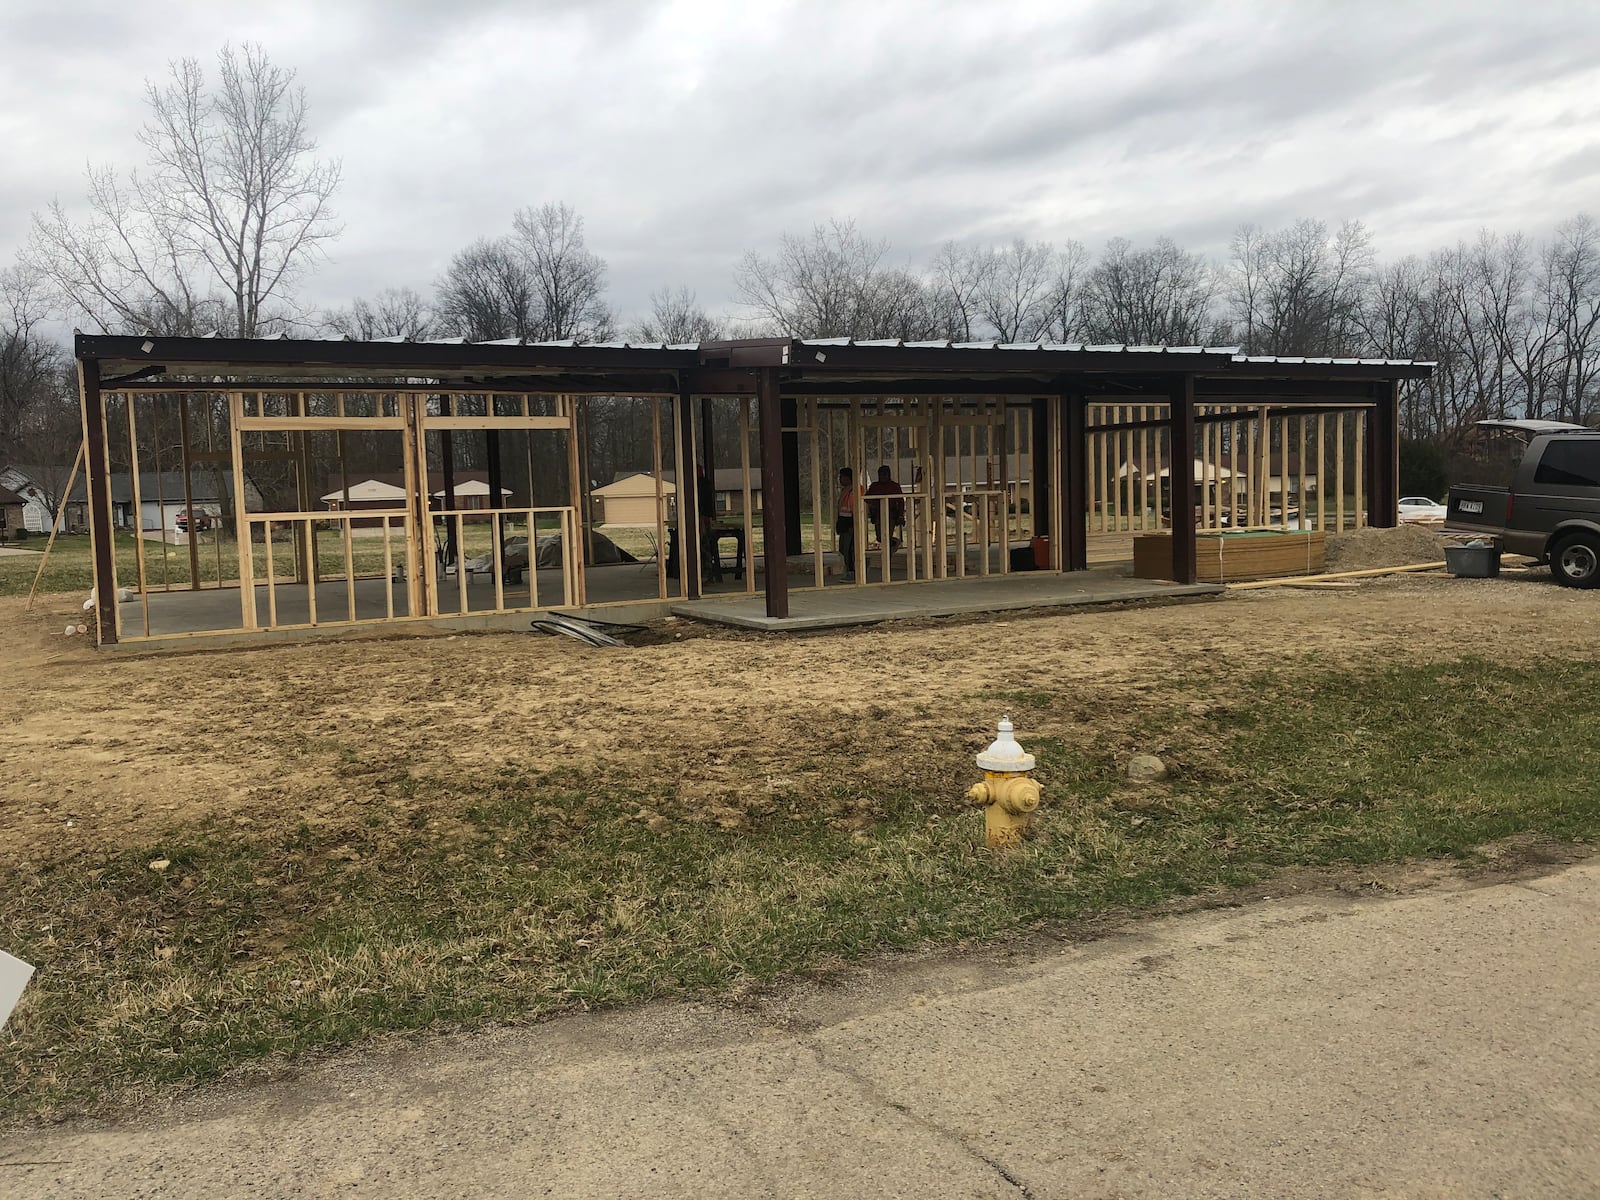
<box><xmin>669</xmin><ymin>569</ymin><xmax>1224</xmax><ymax>632</ymax></box>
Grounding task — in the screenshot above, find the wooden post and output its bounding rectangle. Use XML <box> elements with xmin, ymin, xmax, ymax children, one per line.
<box><xmin>124</xmin><ymin>394</ymin><xmax>150</xmax><ymax>636</ymax></box>
<box><xmin>675</xmin><ymin>384</ymin><xmax>701</xmax><ymax>599</ymax></box>
<box><xmin>1169</xmin><ymin>377</ymin><xmax>1198</xmax><ymax>584</ymax></box>
<box><xmin>651</xmin><ymin>397</ymin><xmax>668</xmax><ymax>600</ymax></box>
<box><xmin>227</xmin><ymin>391</ymin><xmax>256</xmax><ymax>630</ymax></box>
<box><xmin>1296</xmin><ymin>415</ymin><xmax>1308</xmax><ymax>531</ymax></box>
<box><xmin>757</xmin><ymin>368</ymin><xmax>789</xmax><ymax>619</ymax></box>
<box><xmin>1333</xmin><ymin>412</ymin><xmax>1346</xmax><ymax>533</ymax></box>
<box><xmin>1354</xmin><ymin>410</ymin><xmax>1367</xmax><ymax>529</ymax></box>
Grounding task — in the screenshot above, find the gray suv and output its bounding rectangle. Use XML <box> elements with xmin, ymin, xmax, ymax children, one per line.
<box><xmin>1445</xmin><ymin>419</ymin><xmax>1600</xmax><ymax>588</ymax></box>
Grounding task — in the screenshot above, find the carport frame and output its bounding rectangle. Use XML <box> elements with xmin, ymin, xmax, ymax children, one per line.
<box><xmin>76</xmin><ymin>333</ymin><xmax>1431</xmax><ymax>643</ymax></box>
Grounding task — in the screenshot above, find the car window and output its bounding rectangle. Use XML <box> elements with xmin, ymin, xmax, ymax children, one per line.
<box><xmin>1533</xmin><ymin>441</ymin><xmax>1600</xmax><ymax>488</ymax></box>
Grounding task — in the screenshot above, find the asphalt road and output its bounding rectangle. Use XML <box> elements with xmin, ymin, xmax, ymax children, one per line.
<box><xmin>5</xmin><ymin>858</ymin><xmax>1598</xmax><ymax>1199</ymax></box>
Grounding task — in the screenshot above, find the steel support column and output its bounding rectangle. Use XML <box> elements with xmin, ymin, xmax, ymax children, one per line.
<box><xmin>1060</xmin><ymin>394</ymin><xmax>1087</xmax><ymax>570</ymax></box>
<box><xmin>1169</xmin><ymin>375</ymin><xmax>1198</xmax><ymax>584</ymax></box>
<box><xmin>1031</xmin><ymin>398</ymin><xmax>1051</xmax><ymax>539</ymax></box>
<box><xmin>79</xmin><ymin>358</ymin><xmax>119</xmax><ymax>644</ymax></box>
<box><xmin>781</xmin><ymin>396</ymin><xmax>802</xmax><ymax>555</ymax></box>
<box><xmin>1367</xmin><ymin>381</ymin><xmax>1401</xmax><ymax>527</ymax></box>
<box><xmin>675</xmin><ymin>383</ymin><xmax>702</xmax><ymax>599</ymax></box>
<box><xmin>757</xmin><ymin>368</ymin><xmax>789</xmax><ymax>618</ymax></box>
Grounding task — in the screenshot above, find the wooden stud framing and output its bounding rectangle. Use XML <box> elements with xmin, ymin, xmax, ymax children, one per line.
<box><xmin>228</xmin><ymin>392</ymin><xmax>256</xmax><ymax>630</ymax></box>
<box><xmin>124</xmin><ymin>394</ymin><xmax>151</xmax><ymax>636</ymax></box>
<box><xmin>1333</xmin><ymin>412</ymin><xmax>1346</xmax><ymax>533</ymax></box>
<box><xmin>1354</xmin><ymin>410</ymin><xmax>1366</xmax><ymax>528</ymax></box>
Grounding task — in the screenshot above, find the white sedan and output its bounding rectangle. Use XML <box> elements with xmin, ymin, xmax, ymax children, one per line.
<box><xmin>1398</xmin><ymin>496</ymin><xmax>1448</xmax><ymax>522</ymax></box>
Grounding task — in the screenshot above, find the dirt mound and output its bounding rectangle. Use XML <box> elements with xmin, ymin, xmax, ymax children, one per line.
<box><xmin>1324</xmin><ymin>525</ymin><xmax>1448</xmax><ymax>572</ymax></box>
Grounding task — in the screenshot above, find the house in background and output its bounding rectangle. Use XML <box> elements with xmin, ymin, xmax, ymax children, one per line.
<box><xmin>322</xmin><ymin>471</ymin><xmax>517</xmax><ymax>525</ymax></box>
<box><xmin>598</xmin><ymin>468</ymin><xmax>765</xmax><ymax>523</ymax></box>
<box><xmin>95</xmin><ymin>471</ymin><xmax>262</xmax><ymax>531</ymax></box>
<box><xmin>0</xmin><ymin>464</ymin><xmax>87</xmax><ymax>533</ymax></box>
<box><xmin>429</xmin><ymin>478</ymin><xmax>513</xmax><ymax>519</ymax></box>
<box><xmin>321</xmin><ymin>479</ymin><xmax>410</xmax><ymax>527</ymax></box>
<box><xmin>0</xmin><ymin>485</ymin><xmax>27</xmax><ymax>539</ymax></box>
<box><xmin>591</xmin><ymin>472</ymin><xmax>677</xmax><ymax>526</ymax></box>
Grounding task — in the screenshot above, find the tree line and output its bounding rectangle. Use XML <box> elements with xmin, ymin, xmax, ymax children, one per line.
<box><xmin>4</xmin><ymin>44</ymin><xmax>1598</xmax><ymax>493</ymax></box>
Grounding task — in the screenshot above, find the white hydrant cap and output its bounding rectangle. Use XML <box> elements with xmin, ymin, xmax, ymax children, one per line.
<box><xmin>976</xmin><ymin>715</ymin><xmax>1035</xmax><ymax>772</ymax></box>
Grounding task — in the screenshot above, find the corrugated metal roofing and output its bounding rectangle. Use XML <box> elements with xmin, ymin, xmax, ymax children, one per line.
<box><xmin>141</xmin><ymin>332</ymin><xmax>1432</xmax><ymax>368</ymax></box>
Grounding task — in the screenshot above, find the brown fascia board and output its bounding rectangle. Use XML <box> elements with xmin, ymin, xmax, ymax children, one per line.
<box><xmin>75</xmin><ymin>334</ymin><xmax>700</xmax><ymax>379</ymax></box>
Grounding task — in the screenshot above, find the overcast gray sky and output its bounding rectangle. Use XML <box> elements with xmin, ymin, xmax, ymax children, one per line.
<box><xmin>4</xmin><ymin>0</ymin><xmax>1598</xmax><ymax>333</ymax></box>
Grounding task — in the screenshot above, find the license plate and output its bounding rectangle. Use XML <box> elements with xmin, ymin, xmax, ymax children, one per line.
<box><xmin>1458</xmin><ymin>500</ymin><xmax>1484</xmax><ymax>514</ymax></box>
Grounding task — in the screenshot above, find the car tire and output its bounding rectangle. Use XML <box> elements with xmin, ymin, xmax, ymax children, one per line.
<box><xmin>1550</xmin><ymin>532</ymin><xmax>1600</xmax><ymax>589</ymax></box>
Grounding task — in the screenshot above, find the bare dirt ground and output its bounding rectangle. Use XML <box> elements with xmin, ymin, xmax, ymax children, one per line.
<box><xmin>2</xmin><ymin>533</ymin><xmax>1595</xmax><ymax>865</ymax></box>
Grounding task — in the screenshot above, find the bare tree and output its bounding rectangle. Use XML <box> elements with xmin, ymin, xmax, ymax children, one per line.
<box><xmin>1540</xmin><ymin>214</ymin><xmax>1600</xmax><ymax>423</ymax></box>
<box><xmin>735</xmin><ymin>219</ymin><xmax>895</xmax><ymax>338</ymax></box>
<box><xmin>1</xmin><ymin>262</ymin><xmax>64</xmax><ymax>453</ymax></box>
<box><xmin>324</xmin><ymin>287</ymin><xmax>437</xmax><ymax>341</ymax></box>
<box><xmin>1226</xmin><ymin>220</ymin><xmax>1373</xmax><ymax>355</ymax></box>
<box><xmin>436</xmin><ymin>205</ymin><xmax>612</xmax><ymax>341</ymax></box>
<box><xmin>1081</xmin><ymin>237</ymin><xmax>1222</xmax><ymax>345</ymax></box>
<box><xmin>927</xmin><ymin>242</ymin><xmax>991</xmax><ymax>341</ymax></box>
<box><xmin>632</xmin><ymin>286</ymin><xmax>723</xmax><ymax>344</ymax></box>
<box><xmin>29</xmin><ymin>44</ymin><xmax>339</xmax><ymax>337</ymax></box>
<box><xmin>435</xmin><ymin>237</ymin><xmax>539</xmax><ymax>341</ymax></box>
<box><xmin>511</xmin><ymin>203</ymin><xmax>613</xmax><ymax>341</ymax></box>
<box><xmin>1041</xmin><ymin>240</ymin><xmax>1090</xmax><ymax>343</ymax></box>
<box><xmin>976</xmin><ymin>238</ymin><xmax>1056</xmax><ymax>342</ymax></box>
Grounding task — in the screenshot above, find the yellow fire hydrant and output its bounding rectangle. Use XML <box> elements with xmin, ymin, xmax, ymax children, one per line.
<box><xmin>966</xmin><ymin>716</ymin><xmax>1042</xmax><ymax>848</ymax></box>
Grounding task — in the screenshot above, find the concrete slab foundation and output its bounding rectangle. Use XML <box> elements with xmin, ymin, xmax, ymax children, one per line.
<box><xmin>670</xmin><ymin>568</ymin><xmax>1224</xmax><ymax>631</ymax></box>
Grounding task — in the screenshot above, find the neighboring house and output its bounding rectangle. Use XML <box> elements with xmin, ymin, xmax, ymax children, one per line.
<box><xmin>321</xmin><ymin>479</ymin><xmax>410</xmax><ymax>527</ymax></box>
<box><xmin>610</xmin><ymin>468</ymin><xmax>765</xmax><ymax>519</ymax></box>
<box><xmin>429</xmin><ymin>479</ymin><xmax>513</xmax><ymax>514</ymax></box>
<box><xmin>99</xmin><ymin>471</ymin><xmax>263</xmax><ymax>531</ymax></box>
<box><xmin>1259</xmin><ymin>450</ymin><xmax>1320</xmax><ymax>502</ymax></box>
<box><xmin>591</xmin><ymin>472</ymin><xmax>677</xmax><ymax>526</ymax></box>
<box><xmin>322</xmin><ymin>471</ymin><xmax>518</xmax><ymax>524</ymax></box>
<box><xmin>0</xmin><ymin>485</ymin><xmax>27</xmax><ymax>539</ymax></box>
<box><xmin>0</xmin><ymin>464</ymin><xmax>86</xmax><ymax>534</ymax></box>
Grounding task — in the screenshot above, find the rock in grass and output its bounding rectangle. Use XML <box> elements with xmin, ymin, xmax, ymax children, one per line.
<box><xmin>1126</xmin><ymin>755</ymin><xmax>1168</xmax><ymax>784</ymax></box>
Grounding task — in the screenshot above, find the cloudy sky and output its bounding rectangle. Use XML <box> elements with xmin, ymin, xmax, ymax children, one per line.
<box><xmin>4</xmin><ymin>0</ymin><xmax>1598</xmax><ymax>333</ymax></box>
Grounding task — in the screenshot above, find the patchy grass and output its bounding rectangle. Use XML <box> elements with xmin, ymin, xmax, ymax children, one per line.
<box><xmin>3</xmin><ymin>655</ymin><xmax>1597</xmax><ymax>1123</ymax></box>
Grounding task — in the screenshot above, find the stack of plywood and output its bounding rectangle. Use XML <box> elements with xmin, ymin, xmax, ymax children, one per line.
<box><xmin>1132</xmin><ymin>530</ymin><xmax>1326</xmax><ymax>583</ymax></box>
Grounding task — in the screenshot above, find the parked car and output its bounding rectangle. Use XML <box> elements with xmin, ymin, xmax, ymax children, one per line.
<box><xmin>1444</xmin><ymin>419</ymin><xmax>1600</xmax><ymax>587</ymax></box>
<box><xmin>1398</xmin><ymin>496</ymin><xmax>1448</xmax><ymax>522</ymax></box>
<box><xmin>174</xmin><ymin>509</ymin><xmax>213</xmax><ymax>533</ymax></box>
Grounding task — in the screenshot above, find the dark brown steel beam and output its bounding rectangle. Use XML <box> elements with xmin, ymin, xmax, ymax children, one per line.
<box><xmin>1169</xmin><ymin>376</ymin><xmax>1198</xmax><ymax>585</ymax></box>
<box><xmin>675</xmin><ymin>384</ymin><xmax>701</xmax><ymax>600</ymax></box>
<box><xmin>1368</xmin><ymin>381</ymin><xmax>1401</xmax><ymax>527</ymax></box>
<box><xmin>76</xmin><ymin>333</ymin><xmax>699</xmax><ymax>375</ymax></box>
<box><xmin>1031</xmin><ymin>398</ymin><xmax>1051</xmax><ymax>538</ymax></box>
<box><xmin>1061</xmin><ymin>394</ymin><xmax>1087</xmax><ymax>571</ymax></box>
<box><xmin>79</xmin><ymin>359</ymin><xmax>118</xmax><ymax>644</ymax></box>
<box><xmin>756</xmin><ymin>368</ymin><xmax>789</xmax><ymax>618</ymax></box>
<box><xmin>781</xmin><ymin>396</ymin><xmax>802</xmax><ymax>555</ymax></box>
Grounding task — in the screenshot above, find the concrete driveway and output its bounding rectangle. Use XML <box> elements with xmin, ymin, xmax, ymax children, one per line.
<box><xmin>5</xmin><ymin>857</ymin><xmax>1597</xmax><ymax>1198</ymax></box>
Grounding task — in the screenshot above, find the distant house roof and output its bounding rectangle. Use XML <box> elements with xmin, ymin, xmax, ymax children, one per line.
<box><xmin>652</xmin><ymin>468</ymin><xmax>765</xmax><ymax>492</ymax></box>
<box><xmin>0</xmin><ymin>485</ymin><xmax>26</xmax><ymax>507</ymax></box>
<box><xmin>430</xmin><ymin>479</ymin><xmax>512</xmax><ymax>498</ymax></box>
<box><xmin>593</xmin><ymin>472</ymin><xmax>677</xmax><ymax>498</ymax></box>
<box><xmin>321</xmin><ymin>479</ymin><xmax>408</xmax><ymax>503</ymax></box>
